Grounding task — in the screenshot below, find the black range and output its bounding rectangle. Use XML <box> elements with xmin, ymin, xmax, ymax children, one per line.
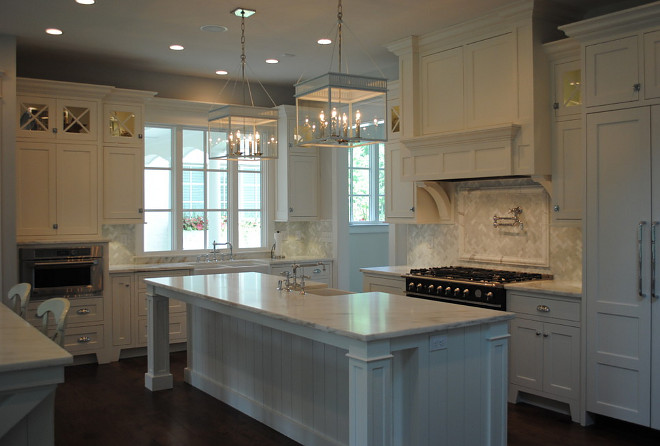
<box><xmin>403</xmin><ymin>266</ymin><xmax>551</xmax><ymax>310</ymax></box>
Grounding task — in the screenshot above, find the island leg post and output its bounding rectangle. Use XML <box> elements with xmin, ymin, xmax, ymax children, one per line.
<box><xmin>347</xmin><ymin>340</ymin><xmax>394</xmax><ymax>446</ymax></box>
<box><xmin>145</xmin><ymin>286</ymin><xmax>173</xmax><ymax>391</ymax></box>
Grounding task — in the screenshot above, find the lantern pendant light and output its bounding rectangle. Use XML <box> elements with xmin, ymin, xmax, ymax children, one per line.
<box><xmin>209</xmin><ymin>7</ymin><xmax>278</xmax><ymax>160</ymax></box>
<box><xmin>294</xmin><ymin>0</ymin><xmax>387</xmax><ymax>148</ymax></box>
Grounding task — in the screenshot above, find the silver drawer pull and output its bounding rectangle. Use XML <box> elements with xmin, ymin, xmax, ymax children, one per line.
<box><xmin>77</xmin><ymin>336</ymin><xmax>92</xmax><ymax>343</ymax></box>
<box><xmin>536</xmin><ymin>305</ymin><xmax>550</xmax><ymax>313</ymax></box>
<box><xmin>313</xmin><ymin>268</ymin><xmax>321</xmax><ymax>274</ymax></box>
<box><xmin>76</xmin><ymin>308</ymin><xmax>91</xmax><ymax>315</ymax></box>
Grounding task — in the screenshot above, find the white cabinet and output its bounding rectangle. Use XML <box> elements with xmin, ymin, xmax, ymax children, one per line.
<box><xmin>508</xmin><ymin>291</ymin><xmax>581</xmax><ymax>422</ymax></box>
<box><xmin>645</xmin><ymin>30</ymin><xmax>660</xmax><ymax>100</ymax></box>
<box><xmin>17</xmin><ymin>96</ymin><xmax>100</xmax><ymax>142</ymax></box>
<box><xmin>584</xmin><ymin>106</ymin><xmax>659</xmax><ymax>427</ymax></box>
<box><xmin>111</xmin><ymin>274</ymin><xmax>133</xmax><ymax>347</ymax></box>
<box><xmin>361</xmin><ymin>271</ymin><xmax>405</xmax><ymax>295</ymax></box>
<box><xmin>584</xmin><ymin>36</ymin><xmax>640</xmax><ymax>107</ymax></box>
<box><xmin>385</xmin><ymin>140</ymin><xmax>415</xmax><ymax>222</ymax></box>
<box><xmin>387</xmin><ymin>4</ymin><xmax>556</xmax><ymax>181</ymax></box>
<box><xmin>276</xmin><ymin>105</ymin><xmax>319</xmax><ymax>221</ymax></box>
<box><xmin>551</xmin><ymin>119</ymin><xmax>582</xmax><ymax>222</ymax></box>
<box><xmin>109</xmin><ymin>269</ymin><xmax>190</xmax><ymax>359</ymax></box>
<box><xmin>544</xmin><ymin>39</ymin><xmax>583</xmax><ymax>223</ymax></box>
<box><xmin>16</xmin><ymin>141</ymin><xmax>98</xmax><ymax>237</ymax></box>
<box><xmin>103</xmin><ymin>146</ymin><xmax>144</xmax><ymax>221</ymax></box>
<box><xmin>103</xmin><ymin>103</ymin><xmax>144</xmax><ymax>146</ymax></box>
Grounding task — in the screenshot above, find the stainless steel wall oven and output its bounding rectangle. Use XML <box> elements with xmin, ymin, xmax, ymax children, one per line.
<box><xmin>19</xmin><ymin>245</ymin><xmax>104</xmax><ymax>300</ymax></box>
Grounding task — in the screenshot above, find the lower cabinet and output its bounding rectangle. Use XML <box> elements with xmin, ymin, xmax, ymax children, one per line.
<box><xmin>362</xmin><ymin>271</ymin><xmax>406</xmax><ymax>295</ymax></box>
<box><xmin>508</xmin><ymin>290</ymin><xmax>581</xmax><ymax>423</ymax></box>
<box><xmin>26</xmin><ymin>296</ymin><xmax>107</xmax><ymax>361</ymax></box>
<box><xmin>110</xmin><ymin>269</ymin><xmax>190</xmax><ymax>359</ymax></box>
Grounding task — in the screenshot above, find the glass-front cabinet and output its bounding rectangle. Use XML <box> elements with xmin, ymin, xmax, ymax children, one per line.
<box><xmin>553</xmin><ymin>60</ymin><xmax>582</xmax><ymax>117</ymax></box>
<box><xmin>17</xmin><ymin>96</ymin><xmax>99</xmax><ymax>141</ymax></box>
<box><xmin>103</xmin><ymin>103</ymin><xmax>143</xmax><ymax>146</ymax></box>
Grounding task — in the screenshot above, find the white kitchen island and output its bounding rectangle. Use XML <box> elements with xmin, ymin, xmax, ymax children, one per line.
<box><xmin>144</xmin><ymin>272</ymin><xmax>514</xmax><ymax>446</ymax></box>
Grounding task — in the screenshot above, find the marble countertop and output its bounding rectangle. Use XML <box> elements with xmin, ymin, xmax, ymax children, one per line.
<box><xmin>359</xmin><ymin>265</ymin><xmax>410</xmax><ymax>277</ymax></box>
<box><xmin>505</xmin><ymin>280</ymin><xmax>582</xmax><ymax>298</ymax></box>
<box><xmin>110</xmin><ymin>256</ymin><xmax>334</xmax><ymax>273</ymax></box>
<box><xmin>0</xmin><ymin>304</ymin><xmax>72</xmax><ymax>372</ymax></box>
<box><xmin>146</xmin><ymin>272</ymin><xmax>513</xmax><ymax>342</ymax></box>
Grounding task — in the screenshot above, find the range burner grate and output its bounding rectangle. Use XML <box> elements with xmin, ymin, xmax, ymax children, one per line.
<box><xmin>409</xmin><ymin>266</ymin><xmax>547</xmax><ymax>284</ymax></box>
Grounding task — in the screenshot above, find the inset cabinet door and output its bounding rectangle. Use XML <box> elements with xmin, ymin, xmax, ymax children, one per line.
<box><xmin>644</xmin><ymin>30</ymin><xmax>660</xmax><ymax>100</ymax></box>
<box><xmin>288</xmin><ymin>154</ymin><xmax>319</xmax><ymax>218</ymax></box>
<box><xmin>584</xmin><ymin>35</ymin><xmax>640</xmax><ymax>107</ymax></box>
<box><xmin>103</xmin><ymin>146</ymin><xmax>144</xmax><ymax>221</ymax></box>
<box><xmin>17</xmin><ymin>97</ymin><xmax>99</xmax><ymax>141</ymax></box>
<box><xmin>103</xmin><ymin>104</ymin><xmax>144</xmax><ymax>145</ymax></box>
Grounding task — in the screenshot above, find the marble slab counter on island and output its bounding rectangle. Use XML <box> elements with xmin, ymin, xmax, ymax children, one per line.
<box><xmin>144</xmin><ymin>272</ymin><xmax>513</xmax><ymax>446</ymax></box>
<box><xmin>0</xmin><ymin>304</ymin><xmax>73</xmax><ymax>446</ymax></box>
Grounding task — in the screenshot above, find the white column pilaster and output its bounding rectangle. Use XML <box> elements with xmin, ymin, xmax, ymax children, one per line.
<box><xmin>145</xmin><ymin>286</ymin><xmax>173</xmax><ymax>391</ymax></box>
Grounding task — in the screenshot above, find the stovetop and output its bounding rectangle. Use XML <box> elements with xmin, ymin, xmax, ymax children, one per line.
<box><xmin>407</xmin><ymin>266</ymin><xmax>549</xmax><ymax>285</ymax></box>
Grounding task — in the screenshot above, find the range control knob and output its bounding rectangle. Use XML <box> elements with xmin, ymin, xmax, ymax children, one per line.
<box><xmin>445</xmin><ymin>286</ymin><xmax>452</xmax><ymax>296</ymax></box>
<box><xmin>485</xmin><ymin>291</ymin><xmax>494</xmax><ymax>302</ymax></box>
<box><xmin>453</xmin><ymin>287</ymin><xmax>461</xmax><ymax>297</ymax></box>
<box><xmin>428</xmin><ymin>284</ymin><xmax>435</xmax><ymax>293</ymax></box>
<box><xmin>463</xmin><ymin>289</ymin><xmax>470</xmax><ymax>298</ymax></box>
<box><xmin>417</xmin><ymin>283</ymin><xmax>425</xmax><ymax>293</ymax></box>
<box><xmin>408</xmin><ymin>282</ymin><xmax>416</xmax><ymax>291</ymax></box>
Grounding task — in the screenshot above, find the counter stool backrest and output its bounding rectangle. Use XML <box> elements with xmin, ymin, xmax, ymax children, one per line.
<box><xmin>7</xmin><ymin>283</ymin><xmax>31</xmax><ymax>318</ymax></box>
<box><xmin>36</xmin><ymin>297</ymin><xmax>70</xmax><ymax>347</ymax></box>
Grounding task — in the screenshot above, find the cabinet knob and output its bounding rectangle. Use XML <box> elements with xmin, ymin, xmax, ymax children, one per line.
<box><xmin>410</xmin><ymin>206</ymin><xmax>415</xmax><ymax>212</ymax></box>
<box><xmin>552</xmin><ymin>102</ymin><xmax>559</xmax><ymax>110</ymax></box>
<box><xmin>52</xmin><ymin>127</ymin><xmax>58</xmax><ymax>134</ymax></box>
<box><xmin>535</xmin><ymin>331</ymin><xmax>541</xmax><ymax>336</ymax></box>
<box><xmin>289</xmin><ymin>207</ymin><xmax>294</xmax><ymax>213</ymax></box>
<box><xmin>633</xmin><ymin>83</ymin><xmax>641</xmax><ymax>92</ymax></box>
<box><xmin>553</xmin><ymin>205</ymin><xmax>560</xmax><ymax>212</ymax></box>
<box><xmin>138</xmin><ymin>134</ymin><xmax>143</xmax><ymax>139</ymax></box>
<box><xmin>543</xmin><ymin>333</ymin><xmax>549</xmax><ymax>338</ymax></box>
<box><xmin>138</xmin><ymin>208</ymin><xmax>144</xmax><ymax>213</ymax></box>
<box><xmin>52</xmin><ymin>223</ymin><xmax>59</xmax><ymax>229</ymax></box>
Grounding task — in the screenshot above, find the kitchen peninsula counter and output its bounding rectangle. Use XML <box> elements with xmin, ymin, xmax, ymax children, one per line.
<box><xmin>145</xmin><ymin>272</ymin><xmax>513</xmax><ymax>446</ymax></box>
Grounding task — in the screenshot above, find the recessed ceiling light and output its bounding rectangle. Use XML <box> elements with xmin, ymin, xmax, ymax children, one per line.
<box><xmin>317</xmin><ymin>38</ymin><xmax>332</xmax><ymax>45</ymax></box>
<box><xmin>215</xmin><ymin>70</ymin><xmax>228</xmax><ymax>75</ymax></box>
<box><xmin>265</xmin><ymin>59</ymin><xmax>279</xmax><ymax>64</ymax></box>
<box><xmin>200</xmin><ymin>25</ymin><xmax>228</xmax><ymax>33</ymax></box>
<box><xmin>46</xmin><ymin>28</ymin><xmax>63</xmax><ymax>35</ymax></box>
<box><xmin>169</xmin><ymin>44</ymin><xmax>184</xmax><ymax>51</ymax></box>
<box><xmin>75</xmin><ymin>0</ymin><xmax>95</xmax><ymax>4</ymax></box>
<box><xmin>231</xmin><ymin>8</ymin><xmax>256</xmax><ymax>18</ymax></box>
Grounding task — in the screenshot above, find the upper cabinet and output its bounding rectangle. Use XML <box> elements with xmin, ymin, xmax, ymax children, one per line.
<box><xmin>386</xmin><ymin>1</ymin><xmax>576</xmax><ymax>182</ymax></box>
<box><xmin>104</xmin><ymin>103</ymin><xmax>144</xmax><ymax>146</ymax></box>
<box><xmin>275</xmin><ymin>105</ymin><xmax>319</xmax><ymax>221</ymax></box>
<box><xmin>17</xmin><ymin>79</ymin><xmax>112</xmax><ymax>142</ymax></box>
<box><xmin>561</xmin><ymin>7</ymin><xmax>660</xmax><ymax>108</ymax></box>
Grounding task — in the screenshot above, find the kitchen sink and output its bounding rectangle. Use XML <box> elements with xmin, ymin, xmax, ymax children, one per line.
<box><xmin>305</xmin><ymin>288</ymin><xmax>355</xmax><ymax>296</ymax></box>
<box><xmin>192</xmin><ymin>260</ymin><xmax>269</xmax><ymax>275</ymax></box>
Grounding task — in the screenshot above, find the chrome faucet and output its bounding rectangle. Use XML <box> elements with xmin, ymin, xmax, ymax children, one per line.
<box><xmin>211</xmin><ymin>240</ymin><xmax>233</xmax><ymax>261</ymax></box>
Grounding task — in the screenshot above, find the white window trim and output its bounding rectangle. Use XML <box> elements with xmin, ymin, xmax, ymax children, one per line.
<box><xmin>138</xmin><ymin>122</ymin><xmax>273</xmax><ymax>256</ymax></box>
<box><xmin>348</xmin><ymin>144</ymin><xmax>385</xmax><ymax>224</ymax></box>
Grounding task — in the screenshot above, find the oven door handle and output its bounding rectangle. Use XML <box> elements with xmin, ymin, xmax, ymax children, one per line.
<box><xmin>33</xmin><ymin>260</ymin><xmax>98</xmax><ymax>267</ymax></box>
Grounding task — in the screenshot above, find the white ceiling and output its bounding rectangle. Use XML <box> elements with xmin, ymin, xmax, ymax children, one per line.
<box><xmin>0</xmin><ymin>0</ymin><xmax>651</xmax><ymax>86</ymax></box>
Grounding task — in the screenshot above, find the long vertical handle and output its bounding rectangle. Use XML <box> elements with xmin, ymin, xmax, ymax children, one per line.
<box><xmin>639</xmin><ymin>221</ymin><xmax>647</xmax><ymax>297</ymax></box>
<box><xmin>652</xmin><ymin>222</ymin><xmax>658</xmax><ymax>298</ymax></box>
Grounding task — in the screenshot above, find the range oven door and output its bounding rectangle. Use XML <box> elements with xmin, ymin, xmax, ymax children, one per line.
<box><xmin>20</xmin><ymin>258</ymin><xmax>103</xmax><ymax>299</ymax></box>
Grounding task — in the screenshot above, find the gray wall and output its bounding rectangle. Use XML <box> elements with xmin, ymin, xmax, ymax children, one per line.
<box><xmin>0</xmin><ymin>35</ymin><xmax>17</xmax><ymax>298</ymax></box>
<box><xmin>347</xmin><ymin>227</ymin><xmax>389</xmax><ymax>292</ymax></box>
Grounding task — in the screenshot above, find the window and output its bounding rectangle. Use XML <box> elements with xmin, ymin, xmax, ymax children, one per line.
<box><xmin>143</xmin><ymin>125</ymin><xmax>266</xmax><ymax>253</ymax></box>
<box><xmin>348</xmin><ymin>144</ymin><xmax>385</xmax><ymax>223</ymax></box>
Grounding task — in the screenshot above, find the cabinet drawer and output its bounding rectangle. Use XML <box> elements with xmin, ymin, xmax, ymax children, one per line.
<box><xmin>137</xmin><ymin>291</ymin><xmax>186</xmax><ymax>317</ymax></box>
<box><xmin>137</xmin><ymin>269</ymin><xmax>189</xmax><ymax>292</ymax></box>
<box><xmin>62</xmin><ymin>324</ymin><xmax>105</xmax><ymax>354</ymax></box>
<box><xmin>27</xmin><ymin>297</ymin><xmax>104</xmax><ymax>326</ymax></box>
<box><xmin>508</xmin><ymin>293</ymin><xmax>580</xmax><ymax>322</ymax></box>
<box><xmin>137</xmin><ymin>314</ymin><xmax>187</xmax><ymax>346</ymax></box>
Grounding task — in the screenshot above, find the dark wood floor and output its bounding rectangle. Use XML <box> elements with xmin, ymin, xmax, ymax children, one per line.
<box><xmin>55</xmin><ymin>351</ymin><xmax>660</xmax><ymax>446</ymax></box>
